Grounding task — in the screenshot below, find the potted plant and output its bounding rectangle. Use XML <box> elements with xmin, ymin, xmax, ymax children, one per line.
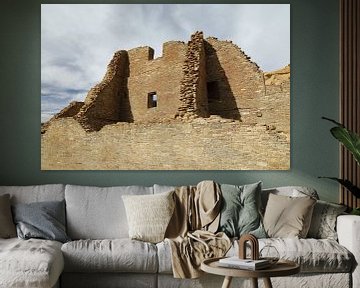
<box><xmin>320</xmin><ymin>117</ymin><xmax>360</xmax><ymax>215</ymax></box>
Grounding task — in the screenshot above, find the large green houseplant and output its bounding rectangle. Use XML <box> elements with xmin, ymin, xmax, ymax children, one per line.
<box><xmin>320</xmin><ymin>117</ymin><xmax>360</xmax><ymax>215</ymax></box>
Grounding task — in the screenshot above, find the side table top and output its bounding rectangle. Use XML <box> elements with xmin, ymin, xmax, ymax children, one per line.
<box><xmin>201</xmin><ymin>257</ymin><xmax>300</xmax><ymax>278</ymax></box>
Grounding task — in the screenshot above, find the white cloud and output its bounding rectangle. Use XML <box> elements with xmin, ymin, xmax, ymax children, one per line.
<box><xmin>41</xmin><ymin>4</ymin><xmax>290</xmax><ymax>122</ymax></box>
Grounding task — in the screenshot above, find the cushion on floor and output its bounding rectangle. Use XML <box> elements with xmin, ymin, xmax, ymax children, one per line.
<box><xmin>0</xmin><ymin>238</ymin><xmax>64</xmax><ymax>288</ymax></box>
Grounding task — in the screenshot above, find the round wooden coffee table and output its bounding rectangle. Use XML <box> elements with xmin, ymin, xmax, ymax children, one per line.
<box><xmin>201</xmin><ymin>257</ymin><xmax>300</xmax><ymax>288</ymax></box>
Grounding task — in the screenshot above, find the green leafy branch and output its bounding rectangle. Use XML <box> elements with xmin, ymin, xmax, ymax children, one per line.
<box><xmin>320</xmin><ymin>117</ymin><xmax>360</xmax><ymax>199</ymax></box>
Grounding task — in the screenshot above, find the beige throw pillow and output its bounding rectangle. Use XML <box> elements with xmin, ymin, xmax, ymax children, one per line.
<box><xmin>263</xmin><ymin>193</ymin><xmax>316</xmax><ymax>238</ymax></box>
<box><xmin>122</xmin><ymin>191</ymin><xmax>175</xmax><ymax>243</ymax></box>
<box><xmin>0</xmin><ymin>194</ymin><xmax>17</xmax><ymax>238</ymax></box>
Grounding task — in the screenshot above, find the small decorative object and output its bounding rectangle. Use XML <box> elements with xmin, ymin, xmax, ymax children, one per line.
<box><xmin>238</xmin><ymin>234</ymin><xmax>259</xmax><ymax>260</ymax></box>
<box><xmin>259</xmin><ymin>245</ymin><xmax>280</xmax><ymax>264</ymax></box>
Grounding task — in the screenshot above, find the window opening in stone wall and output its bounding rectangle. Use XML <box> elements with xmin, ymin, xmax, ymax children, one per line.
<box><xmin>207</xmin><ymin>81</ymin><xmax>220</xmax><ymax>103</ymax></box>
<box><xmin>148</xmin><ymin>92</ymin><xmax>158</xmax><ymax>108</ymax></box>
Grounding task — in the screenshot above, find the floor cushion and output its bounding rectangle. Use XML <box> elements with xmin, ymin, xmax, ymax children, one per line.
<box><xmin>0</xmin><ymin>238</ymin><xmax>63</xmax><ymax>288</ymax></box>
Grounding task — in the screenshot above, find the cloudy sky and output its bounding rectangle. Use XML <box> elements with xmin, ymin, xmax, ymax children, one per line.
<box><xmin>41</xmin><ymin>4</ymin><xmax>290</xmax><ymax>122</ymax></box>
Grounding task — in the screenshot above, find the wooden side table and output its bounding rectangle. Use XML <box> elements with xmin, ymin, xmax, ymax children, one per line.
<box><xmin>201</xmin><ymin>257</ymin><xmax>300</xmax><ymax>288</ymax></box>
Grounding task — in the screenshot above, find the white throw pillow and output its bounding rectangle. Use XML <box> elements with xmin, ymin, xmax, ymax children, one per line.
<box><xmin>122</xmin><ymin>191</ymin><xmax>175</xmax><ymax>243</ymax></box>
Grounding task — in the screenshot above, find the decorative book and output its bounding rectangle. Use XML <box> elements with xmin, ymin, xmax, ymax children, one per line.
<box><xmin>218</xmin><ymin>257</ymin><xmax>271</xmax><ymax>270</ymax></box>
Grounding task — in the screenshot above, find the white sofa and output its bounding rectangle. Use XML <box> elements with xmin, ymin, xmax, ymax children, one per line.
<box><xmin>0</xmin><ymin>184</ymin><xmax>359</xmax><ymax>288</ymax></box>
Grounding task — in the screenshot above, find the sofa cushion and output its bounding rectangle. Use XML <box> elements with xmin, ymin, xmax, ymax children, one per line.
<box><xmin>65</xmin><ymin>185</ymin><xmax>153</xmax><ymax>239</ymax></box>
<box><xmin>12</xmin><ymin>200</ymin><xmax>70</xmax><ymax>243</ymax></box>
<box><xmin>261</xmin><ymin>238</ymin><xmax>353</xmax><ymax>273</ymax></box>
<box><xmin>61</xmin><ymin>239</ymin><xmax>158</xmax><ymax>273</ymax></box>
<box><xmin>122</xmin><ymin>191</ymin><xmax>175</xmax><ymax>243</ymax></box>
<box><xmin>0</xmin><ymin>194</ymin><xmax>16</xmax><ymax>238</ymax></box>
<box><xmin>218</xmin><ymin>182</ymin><xmax>266</xmax><ymax>238</ymax></box>
<box><xmin>0</xmin><ymin>184</ymin><xmax>65</xmax><ymax>204</ymax></box>
<box><xmin>0</xmin><ymin>238</ymin><xmax>64</xmax><ymax>288</ymax></box>
<box><xmin>233</xmin><ymin>238</ymin><xmax>353</xmax><ymax>273</ymax></box>
<box><xmin>261</xmin><ymin>186</ymin><xmax>319</xmax><ymax>212</ymax></box>
<box><xmin>307</xmin><ymin>200</ymin><xmax>347</xmax><ymax>240</ymax></box>
<box><xmin>158</xmin><ymin>237</ymin><xmax>353</xmax><ymax>274</ymax></box>
<box><xmin>263</xmin><ymin>194</ymin><xmax>316</xmax><ymax>238</ymax></box>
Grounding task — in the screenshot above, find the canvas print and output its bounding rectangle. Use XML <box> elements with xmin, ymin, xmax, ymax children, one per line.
<box><xmin>41</xmin><ymin>4</ymin><xmax>290</xmax><ymax>170</ymax></box>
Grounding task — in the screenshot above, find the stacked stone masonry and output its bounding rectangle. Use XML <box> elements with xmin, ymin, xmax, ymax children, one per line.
<box><xmin>178</xmin><ymin>31</ymin><xmax>209</xmax><ymax>119</ymax></box>
<box><xmin>42</xmin><ymin>31</ymin><xmax>290</xmax><ymax>170</ymax></box>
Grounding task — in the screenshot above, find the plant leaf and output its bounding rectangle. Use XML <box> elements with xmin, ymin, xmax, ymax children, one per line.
<box><xmin>330</xmin><ymin>126</ymin><xmax>360</xmax><ymax>165</ymax></box>
<box><xmin>322</xmin><ymin>117</ymin><xmax>360</xmax><ymax>165</ymax></box>
<box><xmin>319</xmin><ymin>177</ymin><xmax>360</xmax><ymax>198</ymax></box>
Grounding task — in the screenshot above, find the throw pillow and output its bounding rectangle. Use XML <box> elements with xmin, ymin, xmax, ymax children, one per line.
<box><xmin>218</xmin><ymin>182</ymin><xmax>266</xmax><ymax>238</ymax></box>
<box><xmin>122</xmin><ymin>190</ymin><xmax>175</xmax><ymax>243</ymax></box>
<box><xmin>307</xmin><ymin>200</ymin><xmax>347</xmax><ymax>240</ymax></box>
<box><xmin>12</xmin><ymin>200</ymin><xmax>70</xmax><ymax>243</ymax></box>
<box><xmin>0</xmin><ymin>194</ymin><xmax>16</xmax><ymax>238</ymax></box>
<box><xmin>263</xmin><ymin>193</ymin><xmax>316</xmax><ymax>238</ymax></box>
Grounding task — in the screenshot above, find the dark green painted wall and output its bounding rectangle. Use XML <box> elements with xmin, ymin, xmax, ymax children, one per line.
<box><xmin>0</xmin><ymin>0</ymin><xmax>340</xmax><ymax>202</ymax></box>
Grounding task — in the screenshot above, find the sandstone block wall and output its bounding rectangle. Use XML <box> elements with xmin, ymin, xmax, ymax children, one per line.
<box><xmin>127</xmin><ymin>42</ymin><xmax>186</xmax><ymax>122</ymax></box>
<box><xmin>75</xmin><ymin>50</ymin><xmax>130</xmax><ymax>131</ymax></box>
<box><xmin>41</xmin><ymin>31</ymin><xmax>290</xmax><ymax>170</ymax></box>
<box><xmin>205</xmin><ymin>37</ymin><xmax>265</xmax><ymax>123</ymax></box>
<box><xmin>179</xmin><ymin>31</ymin><xmax>209</xmax><ymax>118</ymax></box>
<box><xmin>41</xmin><ymin>117</ymin><xmax>289</xmax><ymax>170</ymax></box>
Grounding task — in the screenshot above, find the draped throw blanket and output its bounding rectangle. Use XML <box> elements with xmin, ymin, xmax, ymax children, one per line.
<box><xmin>165</xmin><ymin>181</ymin><xmax>231</xmax><ymax>278</ymax></box>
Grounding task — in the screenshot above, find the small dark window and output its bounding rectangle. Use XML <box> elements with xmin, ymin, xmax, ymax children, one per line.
<box><xmin>207</xmin><ymin>81</ymin><xmax>220</xmax><ymax>102</ymax></box>
<box><xmin>148</xmin><ymin>92</ymin><xmax>157</xmax><ymax>108</ymax></box>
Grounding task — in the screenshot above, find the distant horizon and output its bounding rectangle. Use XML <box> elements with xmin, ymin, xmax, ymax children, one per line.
<box><xmin>41</xmin><ymin>4</ymin><xmax>290</xmax><ymax>122</ymax></box>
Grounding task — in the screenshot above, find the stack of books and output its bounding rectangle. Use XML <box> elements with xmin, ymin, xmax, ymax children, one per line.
<box><xmin>218</xmin><ymin>257</ymin><xmax>271</xmax><ymax>270</ymax></box>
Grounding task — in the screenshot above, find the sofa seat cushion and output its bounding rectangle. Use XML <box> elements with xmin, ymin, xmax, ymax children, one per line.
<box><xmin>62</xmin><ymin>239</ymin><xmax>158</xmax><ymax>273</ymax></box>
<box><xmin>157</xmin><ymin>238</ymin><xmax>353</xmax><ymax>274</ymax></box>
<box><xmin>231</xmin><ymin>238</ymin><xmax>353</xmax><ymax>273</ymax></box>
<box><xmin>0</xmin><ymin>238</ymin><xmax>64</xmax><ymax>288</ymax></box>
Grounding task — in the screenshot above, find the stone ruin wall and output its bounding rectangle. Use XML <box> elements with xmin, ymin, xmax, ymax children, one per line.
<box><xmin>75</xmin><ymin>50</ymin><xmax>130</xmax><ymax>131</ymax></box>
<box><xmin>127</xmin><ymin>42</ymin><xmax>187</xmax><ymax>123</ymax></box>
<box><xmin>41</xmin><ymin>117</ymin><xmax>289</xmax><ymax>170</ymax></box>
<box><xmin>179</xmin><ymin>31</ymin><xmax>209</xmax><ymax>119</ymax></box>
<box><xmin>41</xmin><ymin>31</ymin><xmax>290</xmax><ymax>170</ymax></box>
<box><xmin>205</xmin><ymin>37</ymin><xmax>266</xmax><ymax>123</ymax></box>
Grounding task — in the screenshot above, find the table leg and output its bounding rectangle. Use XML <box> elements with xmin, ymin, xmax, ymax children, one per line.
<box><xmin>221</xmin><ymin>276</ymin><xmax>233</xmax><ymax>288</ymax></box>
<box><xmin>251</xmin><ymin>278</ymin><xmax>258</xmax><ymax>288</ymax></box>
<box><xmin>263</xmin><ymin>277</ymin><xmax>273</xmax><ymax>288</ymax></box>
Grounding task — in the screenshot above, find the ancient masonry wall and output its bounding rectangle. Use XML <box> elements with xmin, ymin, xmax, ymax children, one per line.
<box><xmin>41</xmin><ymin>31</ymin><xmax>290</xmax><ymax>170</ymax></box>
<box><xmin>262</xmin><ymin>65</ymin><xmax>290</xmax><ymax>134</ymax></box>
<box><xmin>178</xmin><ymin>31</ymin><xmax>209</xmax><ymax>118</ymax></box>
<box><xmin>41</xmin><ymin>101</ymin><xmax>83</xmax><ymax>134</ymax></box>
<box><xmin>41</xmin><ymin>117</ymin><xmax>290</xmax><ymax>170</ymax></box>
<box><xmin>205</xmin><ymin>37</ymin><xmax>266</xmax><ymax>123</ymax></box>
<box><xmin>75</xmin><ymin>50</ymin><xmax>130</xmax><ymax>131</ymax></box>
<box><xmin>127</xmin><ymin>42</ymin><xmax>187</xmax><ymax>122</ymax></box>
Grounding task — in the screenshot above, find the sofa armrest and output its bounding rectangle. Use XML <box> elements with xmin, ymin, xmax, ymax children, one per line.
<box><xmin>337</xmin><ymin>215</ymin><xmax>360</xmax><ymax>288</ymax></box>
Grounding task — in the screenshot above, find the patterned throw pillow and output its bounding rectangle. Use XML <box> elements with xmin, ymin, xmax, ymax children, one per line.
<box><xmin>307</xmin><ymin>200</ymin><xmax>347</xmax><ymax>240</ymax></box>
<box><xmin>218</xmin><ymin>182</ymin><xmax>266</xmax><ymax>238</ymax></box>
<box><xmin>0</xmin><ymin>194</ymin><xmax>16</xmax><ymax>238</ymax></box>
<box><xmin>263</xmin><ymin>193</ymin><xmax>316</xmax><ymax>238</ymax></box>
<box><xmin>122</xmin><ymin>191</ymin><xmax>175</xmax><ymax>243</ymax></box>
